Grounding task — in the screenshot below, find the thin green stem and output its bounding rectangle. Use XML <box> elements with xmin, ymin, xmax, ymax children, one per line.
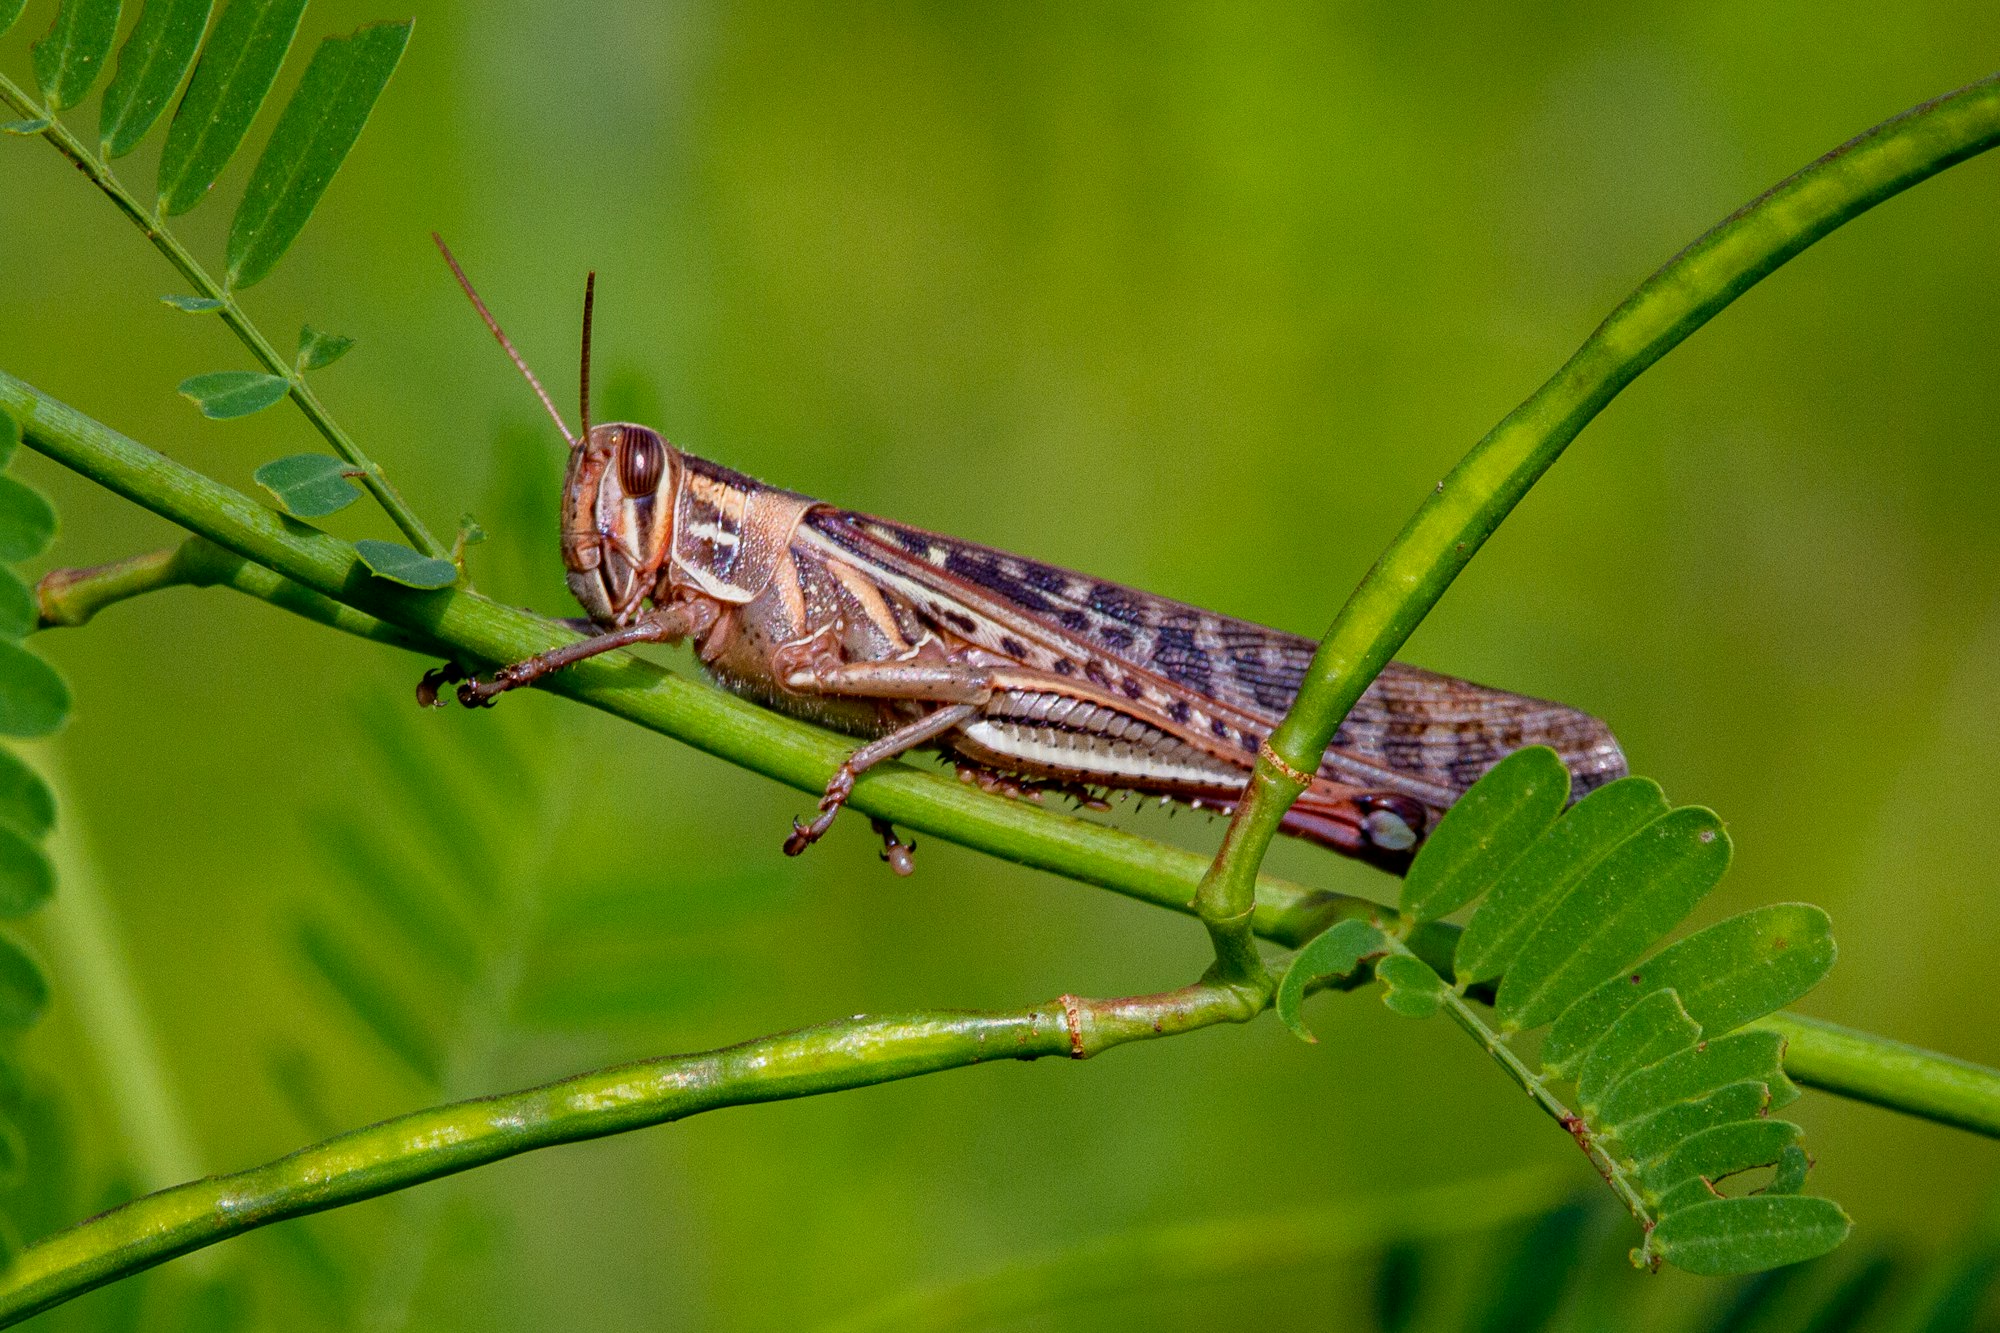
<box><xmin>1197</xmin><ymin>70</ymin><xmax>2000</xmax><ymax>923</ymax></box>
<box><xmin>0</xmin><ymin>982</ymin><xmax>1261</xmax><ymax>1325</ymax></box>
<box><xmin>0</xmin><ymin>77</ymin><xmax>446</xmax><ymax>559</ymax></box>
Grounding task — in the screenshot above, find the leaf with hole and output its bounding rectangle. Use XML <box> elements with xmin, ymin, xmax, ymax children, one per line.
<box><xmin>0</xmin><ymin>570</ymin><xmax>32</xmax><ymax>640</ymax></box>
<box><xmin>0</xmin><ymin>829</ymin><xmax>51</xmax><ymax>919</ymax></box>
<box><xmin>1575</xmin><ymin>987</ymin><xmax>1700</xmax><ymax>1114</ymax></box>
<box><xmin>0</xmin><ymin>641</ymin><xmax>69</xmax><ymax>738</ymax></box>
<box><xmin>179</xmin><ymin>370</ymin><xmax>289</xmax><ymax>419</ymax></box>
<box><xmin>0</xmin><ymin>751</ymin><xmax>55</xmax><ymax>841</ymax></box>
<box><xmin>254</xmin><ymin>454</ymin><xmax>361</xmax><ymax>519</ymax></box>
<box><xmin>1456</xmin><ymin>777</ymin><xmax>1669</xmax><ymax>986</ymax></box>
<box><xmin>99</xmin><ymin>0</ymin><xmax>215</xmax><ymax>157</ymax></box>
<box><xmin>0</xmin><ymin>478</ymin><xmax>56</xmax><ymax>564</ymax></box>
<box><xmin>1541</xmin><ymin>904</ymin><xmax>1834</xmax><ymax>1078</ymax></box>
<box><xmin>353</xmin><ymin>540</ymin><xmax>457</xmax><ymax>590</ymax></box>
<box><xmin>155</xmin><ymin>0</ymin><xmax>308</xmax><ymax>216</ymax></box>
<box><xmin>161</xmin><ymin>294</ymin><xmax>223</xmax><ymax>312</ymax></box>
<box><xmin>1399</xmin><ymin>745</ymin><xmax>1567</xmax><ymax>924</ymax></box>
<box><xmin>1598</xmin><ymin>1030</ymin><xmax>1795</xmax><ymax>1137</ymax></box>
<box><xmin>0</xmin><ymin>932</ymin><xmax>47</xmax><ymax>1029</ymax></box>
<box><xmin>1496</xmin><ymin>807</ymin><xmax>1730</xmax><ymax>1033</ymax></box>
<box><xmin>296</xmin><ymin>325</ymin><xmax>355</xmax><ymax>372</ymax></box>
<box><xmin>1644</xmin><ymin>1118</ymin><xmax>1802</xmax><ymax>1201</ymax></box>
<box><xmin>1377</xmin><ymin>954</ymin><xmax>1445</xmax><ymax>1019</ymax></box>
<box><xmin>1651</xmin><ymin>1196</ymin><xmax>1851</xmax><ymax>1276</ymax></box>
<box><xmin>226</xmin><ymin>21</ymin><xmax>412</xmax><ymax>289</ymax></box>
<box><xmin>1274</xmin><ymin>918</ymin><xmax>1387</xmax><ymax>1042</ymax></box>
<box><xmin>31</xmin><ymin>0</ymin><xmax>123</xmax><ymax>111</ymax></box>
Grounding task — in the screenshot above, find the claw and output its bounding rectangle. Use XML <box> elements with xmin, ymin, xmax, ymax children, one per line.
<box><xmin>417</xmin><ymin>662</ymin><xmax>470</xmax><ymax>708</ymax></box>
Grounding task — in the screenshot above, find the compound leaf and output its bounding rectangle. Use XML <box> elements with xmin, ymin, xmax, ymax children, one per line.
<box><xmin>156</xmin><ymin>0</ymin><xmax>308</xmax><ymax>216</ymax></box>
<box><xmin>179</xmin><ymin>369</ymin><xmax>289</xmax><ymax>419</ymax></box>
<box><xmin>226</xmin><ymin>21</ymin><xmax>412</xmax><ymax>289</ymax></box>
<box><xmin>1400</xmin><ymin>745</ymin><xmax>1567</xmax><ymax>924</ymax></box>
<box><xmin>0</xmin><ymin>479</ymin><xmax>55</xmax><ymax>564</ymax></box>
<box><xmin>1652</xmin><ymin>1196</ymin><xmax>1851</xmax><ymax>1276</ymax></box>
<box><xmin>1575</xmin><ymin>987</ymin><xmax>1699</xmax><ymax>1114</ymax></box>
<box><xmin>31</xmin><ymin>0</ymin><xmax>122</xmax><ymax>112</ymax></box>
<box><xmin>1456</xmin><ymin>777</ymin><xmax>1670</xmax><ymax>986</ymax></box>
<box><xmin>1542</xmin><ymin>904</ymin><xmax>1834</xmax><ymax>1078</ymax></box>
<box><xmin>296</xmin><ymin>325</ymin><xmax>354</xmax><ymax>371</ymax></box>
<box><xmin>0</xmin><ymin>642</ymin><xmax>69</xmax><ymax>738</ymax></box>
<box><xmin>1496</xmin><ymin>807</ymin><xmax>1730</xmax><ymax>1033</ymax></box>
<box><xmin>1275</xmin><ymin>918</ymin><xmax>1387</xmax><ymax>1042</ymax></box>
<box><xmin>353</xmin><ymin>540</ymin><xmax>456</xmax><ymax>590</ymax></box>
<box><xmin>254</xmin><ymin>453</ymin><xmax>360</xmax><ymax>519</ymax></box>
<box><xmin>99</xmin><ymin>0</ymin><xmax>214</xmax><ymax>157</ymax></box>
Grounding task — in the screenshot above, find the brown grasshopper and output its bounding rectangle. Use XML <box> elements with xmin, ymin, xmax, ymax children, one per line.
<box><xmin>425</xmin><ymin>238</ymin><xmax>1627</xmax><ymax>874</ymax></box>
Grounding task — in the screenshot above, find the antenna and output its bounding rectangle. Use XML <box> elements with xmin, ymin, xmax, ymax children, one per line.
<box><xmin>579</xmin><ymin>270</ymin><xmax>596</xmax><ymax>442</ymax></box>
<box><xmin>432</xmin><ymin>233</ymin><xmax>576</xmax><ymax>448</ymax></box>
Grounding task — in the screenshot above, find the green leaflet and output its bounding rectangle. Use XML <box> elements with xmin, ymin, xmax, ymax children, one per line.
<box><xmin>0</xmin><ymin>750</ymin><xmax>56</xmax><ymax>840</ymax></box>
<box><xmin>1614</xmin><ymin>1079</ymin><xmax>1772</xmax><ymax>1166</ymax></box>
<box><xmin>0</xmin><ymin>1</ymin><xmax>25</xmax><ymax>39</ymax></box>
<box><xmin>1541</xmin><ymin>904</ymin><xmax>1835</xmax><ymax>1077</ymax></box>
<box><xmin>0</xmin><ymin>570</ymin><xmax>31</xmax><ymax>640</ymax></box>
<box><xmin>1643</xmin><ymin>1118</ymin><xmax>1801</xmax><ymax>1199</ymax></box>
<box><xmin>226</xmin><ymin>21</ymin><xmax>412</xmax><ymax>290</ymax></box>
<box><xmin>1455</xmin><ymin>777</ymin><xmax>1669</xmax><ymax>986</ymax></box>
<box><xmin>0</xmin><ymin>828</ymin><xmax>51</xmax><ymax>918</ymax></box>
<box><xmin>31</xmin><ymin>0</ymin><xmax>123</xmax><ymax>112</ymax></box>
<box><xmin>0</xmin><ymin>932</ymin><xmax>47</xmax><ymax>1029</ymax></box>
<box><xmin>0</xmin><ymin>478</ymin><xmax>56</xmax><ymax>564</ymax></box>
<box><xmin>1597</xmin><ymin>1030</ymin><xmax>1796</xmax><ymax>1137</ymax></box>
<box><xmin>0</xmin><ymin>413</ymin><xmax>15</xmax><ymax>467</ymax></box>
<box><xmin>1651</xmin><ymin>1196</ymin><xmax>1851</xmax><ymax>1276</ymax></box>
<box><xmin>1495</xmin><ymin>807</ymin><xmax>1731</xmax><ymax>1033</ymax></box>
<box><xmin>254</xmin><ymin>453</ymin><xmax>361</xmax><ymax>519</ymax></box>
<box><xmin>0</xmin><ymin>641</ymin><xmax>70</xmax><ymax>739</ymax></box>
<box><xmin>353</xmin><ymin>539</ymin><xmax>457</xmax><ymax>590</ymax></box>
<box><xmin>1574</xmin><ymin>988</ymin><xmax>1699</xmax><ymax>1114</ymax></box>
<box><xmin>178</xmin><ymin>369</ymin><xmax>290</xmax><ymax>419</ymax></box>
<box><xmin>155</xmin><ymin>0</ymin><xmax>309</xmax><ymax>217</ymax></box>
<box><xmin>99</xmin><ymin>0</ymin><xmax>215</xmax><ymax>158</ymax></box>
<box><xmin>1376</xmin><ymin>954</ymin><xmax>1445</xmax><ymax>1019</ymax></box>
<box><xmin>1399</xmin><ymin>745</ymin><xmax>1567</xmax><ymax>924</ymax></box>
<box><xmin>1274</xmin><ymin>918</ymin><xmax>1388</xmax><ymax>1042</ymax></box>
<box><xmin>296</xmin><ymin>325</ymin><xmax>355</xmax><ymax>371</ymax></box>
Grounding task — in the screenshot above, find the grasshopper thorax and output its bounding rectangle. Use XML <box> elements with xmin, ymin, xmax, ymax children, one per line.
<box><xmin>561</xmin><ymin>422</ymin><xmax>677</xmax><ymax>626</ymax></box>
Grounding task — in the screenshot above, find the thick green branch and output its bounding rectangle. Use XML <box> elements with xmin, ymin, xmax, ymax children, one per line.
<box><xmin>1197</xmin><ymin>70</ymin><xmax>2000</xmax><ymax>926</ymax></box>
<box><xmin>0</xmin><ymin>76</ymin><xmax>445</xmax><ymax>558</ymax></box>
<box><xmin>0</xmin><ymin>984</ymin><xmax>1261</xmax><ymax>1325</ymax></box>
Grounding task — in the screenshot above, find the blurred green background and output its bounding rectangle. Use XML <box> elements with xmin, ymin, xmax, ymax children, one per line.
<box><xmin>3</xmin><ymin>1</ymin><xmax>2000</xmax><ymax>1327</ymax></box>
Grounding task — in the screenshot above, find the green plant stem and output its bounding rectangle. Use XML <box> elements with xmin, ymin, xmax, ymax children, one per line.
<box><xmin>0</xmin><ymin>983</ymin><xmax>1263</xmax><ymax>1325</ymax></box>
<box><xmin>0</xmin><ymin>77</ymin><xmax>445</xmax><ymax>559</ymax></box>
<box><xmin>35</xmin><ymin>537</ymin><xmax>445</xmax><ymax>652</ymax></box>
<box><xmin>817</xmin><ymin>1166</ymin><xmax>1567</xmax><ymax>1333</ymax></box>
<box><xmin>1193</xmin><ymin>70</ymin><xmax>2000</xmax><ymax>936</ymax></box>
<box><xmin>1755</xmin><ymin>1013</ymin><xmax>2000</xmax><ymax>1138</ymax></box>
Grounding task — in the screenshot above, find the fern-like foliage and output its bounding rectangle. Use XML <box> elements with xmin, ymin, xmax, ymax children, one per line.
<box><xmin>0</xmin><ymin>410</ymin><xmax>71</xmax><ymax>1261</ymax></box>
<box><xmin>1278</xmin><ymin>747</ymin><xmax>1845</xmax><ymax>1277</ymax></box>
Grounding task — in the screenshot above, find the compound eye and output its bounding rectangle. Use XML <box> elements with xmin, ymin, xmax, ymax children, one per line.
<box><xmin>617</xmin><ymin>428</ymin><xmax>667</xmax><ymax>495</ymax></box>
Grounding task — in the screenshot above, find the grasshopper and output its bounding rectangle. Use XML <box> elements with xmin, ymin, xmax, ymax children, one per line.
<box><xmin>426</xmin><ymin>238</ymin><xmax>1626</xmax><ymax>874</ymax></box>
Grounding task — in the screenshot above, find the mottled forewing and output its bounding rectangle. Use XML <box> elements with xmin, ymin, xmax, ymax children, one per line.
<box><xmin>809</xmin><ymin>509</ymin><xmax>1626</xmax><ymax>802</ymax></box>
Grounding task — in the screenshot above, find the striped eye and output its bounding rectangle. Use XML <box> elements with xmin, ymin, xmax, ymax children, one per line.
<box><xmin>617</xmin><ymin>428</ymin><xmax>666</xmax><ymax>495</ymax></box>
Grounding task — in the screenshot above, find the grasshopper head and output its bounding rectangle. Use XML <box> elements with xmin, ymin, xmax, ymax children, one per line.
<box><xmin>562</xmin><ymin>422</ymin><xmax>677</xmax><ymax>626</ymax></box>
